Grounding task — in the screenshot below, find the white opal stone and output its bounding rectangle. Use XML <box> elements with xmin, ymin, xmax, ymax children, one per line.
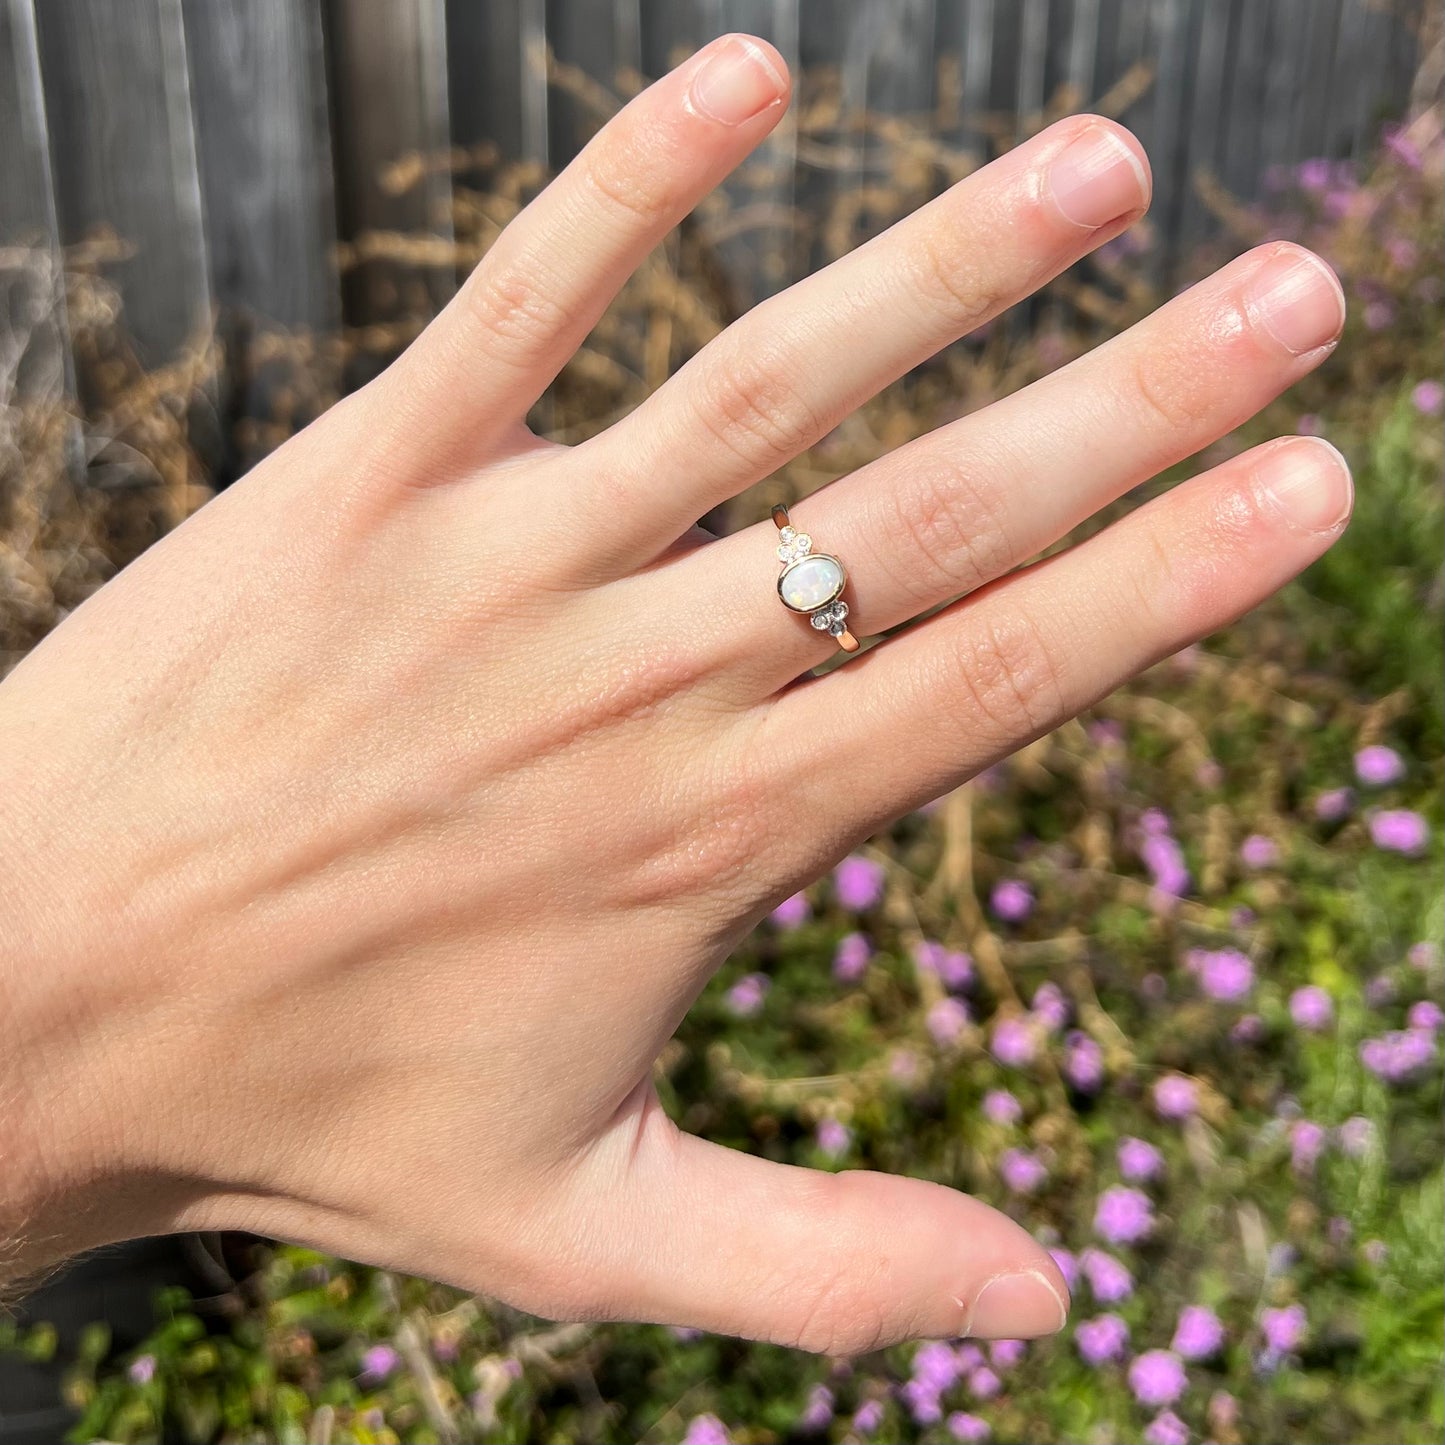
<box><xmin>778</xmin><ymin>554</ymin><xmax>845</xmax><ymax>612</ymax></box>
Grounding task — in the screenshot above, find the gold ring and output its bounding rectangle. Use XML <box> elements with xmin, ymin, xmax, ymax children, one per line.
<box><xmin>771</xmin><ymin>504</ymin><xmax>859</xmax><ymax>654</ymax></box>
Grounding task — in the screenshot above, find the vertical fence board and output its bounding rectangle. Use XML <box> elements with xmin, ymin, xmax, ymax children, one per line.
<box><xmin>0</xmin><ymin>0</ymin><xmax>72</xmax><ymax>409</ymax></box>
<box><xmin>1064</xmin><ymin>0</ymin><xmax>1100</xmax><ymax>109</ymax></box>
<box><xmin>34</xmin><ymin>0</ymin><xmax>211</xmax><ymax>366</ymax></box>
<box><xmin>182</xmin><ymin>0</ymin><xmax>338</xmax><ymax>334</ymax></box>
<box><xmin>1016</xmin><ymin>0</ymin><xmax>1050</xmax><ymax>134</ymax></box>
<box><xmin>323</xmin><ymin>0</ymin><xmax>453</xmax><ymax>330</ymax></box>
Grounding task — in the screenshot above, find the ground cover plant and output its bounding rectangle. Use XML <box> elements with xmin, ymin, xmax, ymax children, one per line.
<box><xmin>1</xmin><ymin>59</ymin><xmax>1441</xmax><ymax>1445</ymax></box>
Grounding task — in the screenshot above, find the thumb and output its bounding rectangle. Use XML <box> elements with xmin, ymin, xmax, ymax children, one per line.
<box><xmin>598</xmin><ymin>1128</ymin><xmax>1070</xmax><ymax>1354</ymax></box>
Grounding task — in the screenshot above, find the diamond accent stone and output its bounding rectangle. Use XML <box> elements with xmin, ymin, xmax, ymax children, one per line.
<box><xmin>776</xmin><ymin>531</ymin><xmax>813</xmax><ymax>564</ymax></box>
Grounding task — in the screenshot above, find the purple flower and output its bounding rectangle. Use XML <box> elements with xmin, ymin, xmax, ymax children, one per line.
<box><xmin>1031</xmin><ymin>982</ymin><xmax>1070</xmax><ymax>1032</ymax></box>
<box><xmin>127</xmin><ymin>1354</ymin><xmax>157</xmax><ymax>1386</ymax></box>
<box><xmin>1384</xmin><ymin>122</ymin><xmax>1424</xmax><ymax>169</ymax></box>
<box><xmin>1387</xmin><ymin>237</ymin><xmax>1419</xmax><ymax>268</ymax></box>
<box><xmin>1191</xmin><ymin>948</ymin><xmax>1255</xmax><ymax>1003</ymax></box>
<box><xmin>1143</xmin><ymin>1410</ymin><xmax>1191</xmax><ymax>1445</ymax></box>
<box><xmin>954</xmin><ymin>1343</ymin><xmax>985</xmax><ymax>1372</ymax></box>
<box><xmin>682</xmin><ymin>1414</ymin><xmax>731</xmax><ymax>1445</ymax></box>
<box><xmin>990</xmin><ymin>879</ymin><xmax>1034</xmax><ymax>923</ymax></box>
<box><xmin>1153</xmin><ymin>1074</ymin><xmax>1199</xmax><ymax>1120</ymax></box>
<box><xmin>771</xmin><ymin>892</ymin><xmax>810</xmax><ymax>928</ymax></box>
<box><xmin>1128</xmin><ymin>1350</ymin><xmax>1187</xmax><ymax>1408</ymax></box>
<box><xmin>1063</xmin><ymin>1032</ymin><xmax>1104</xmax><ymax>1093</ymax></box>
<box><xmin>911</xmin><ymin>1340</ymin><xmax>961</xmax><ymax>1392</ymax></box>
<box><xmin>889</xmin><ymin>1048</ymin><xmax>920</xmax><ymax>1084</ymax></box>
<box><xmin>852</xmin><ymin>1401</ymin><xmax>884</xmax><ymax>1436</ymax></box>
<box><xmin>901</xmin><ymin>1379</ymin><xmax>944</xmax><ymax>1425</ymax></box>
<box><xmin>928</xmin><ymin>996</ymin><xmax>971</xmax><ymax>1046</ymax></box>
<box><xmin>1094</xmin><ymin>1186</ymin><xmax>1154</xmax><ymax>1245</ymax></box>
<box><xmin>1260</xmin><ymin>1303</ymin><xmax>1306</xmax><ymax>1355</ymax></box>
<box><xmin>947</xmin><ymin>1412</ymin><xmax>991</xmax><ymax>1443</ymax></box>
<box><xmin>991</xmin><ymin>1016</ymin><xmax>1038</xmax><ymax>1068</ymax></box>
<box><xmin>1314</xmin><ymin>787</ymin><xmax>1353</xmax><ymax>821</ymax></box>
<box><xmin>1370</xmin><ymin>809</ymin><xmax>1429</xmax><ymax>854</ymax></box>
<box><xmin>989</xmin><ymin>1338</ymin><xmax>1026</xmax><ymax>1371</ymax></box>
<box><xmin>1140</xmin><ymin>831</ymin><xmax>1190</xmax><ymax>898</ymax></box>
<box><xmin>1000</xmin><ymin>1147</ymin><xmax>1048</xmax><ymax>1195</ymax></box>
<box><xmin>816</xmin><ymin>1118</ymin><xmax>852</xmax><ymax>1159</ymax></box>
<box><xmin>982</xmin><ymin>1088</ymin><xmax>1021</xmax><ymax>1125</ymax></box>
<box><xmin>1239</xmin><ymin>834</ymin><xmax>1278</xmax><ymax>868</ymax></box>
<box><xmin>1360</xmin><ymin>1028</ymin><xmax>1437</xmax><ymax>1081</ymax></box>
<box><xmin>913</xmin><ymin>939</ymin><xmax>946</xmax><ymax>975</ymax></box>
<box><xmin>1362</xmin><ymin>1238</ymin><xmax>1389</xmax><ymax>1266</ymax></box>
<box><xmin>725</xmin><ymin>973</ymin><xmax>770</xmax><ymax>1018</ymax></box>
<box><xmin>799</xmin><ymin>1384</ymin><xmax>834</xmax><ymax>1432</ymax></box>
<box><xmin>1297</xmin><ymin>157</ymin><xmax>1331</xmax><ymax>191</ymax></box>
<box><xmin>1049</xmin><ymin>1247</ymin><xmax>1079</xmax><ymax>1291</ymax></box>
<box><xmin>1290</xmin><ymin>1120</ymin><xmax>1328</xmax><ymax>1175</ymax></box>
<box><xmin>1075</xmin><ymin>1312</ymin><xmax>1131</xmax><ymax>1364</ymax></box>
<box><xmin>834</xmin><ymin>855</ymin><xmax>885</xmax><ymax>912</ymax></box>
<box><xmin>1355</xmin><ymin>745</ymin><xmax>1405</xmax><ymax>786</ymax></box>
<box><xmin>1289</xmin><ymin>985</ymin><xmax>1334</xmax><ymax>1031</ymax></box>
<box><xmin>1172</xmin><ymin>1305</ymin><xmax>1226</xmax><ymax>1360</ymax></box>
<box><xmin>1117</xmin><ymin>1137</ymin><xmax>1165</xmax><ymax>1183</ymax></box>
<box><xmin>359</xmin><ymin>1344</ymin><xmax>399</xmax><ymax>1384</ymax></box>
<box><xmin>1338</xmin><ymin>1115</ymin><xmax>1375</xmax><ymax>1157</ymax></box>
<box><xmin>832</xmin><ymin>932</ymin><xmax>872</xmax><ymax>983</ymax></box>
<box><xmin>1296</xmin><ymin>412</ymin><xmax>1322</xmax><ymax>436</ymax></box>
<box><xmin>1365</xmin><ymin>973</ymin><xmax>1397</xmax><ymax>1007</ymax></box>
<box><xmin>1231</xmin><ymin>1013</ymin><xmax>1264</xmax><ymax>1043</ymax></box>
<box><xmin>967</xmin><ymin>1366</ymin><xmax>1001</xmax><ymax>1400</ymax></box>
<box><xmin>937</xmin><ymin>949</ymin><xmax>974</xmax><ymax>989</ymax></box>
<box><xmin>1081</xmin><ymin>1247</ymin><xmax>1134</xmax><ymax>1303</ymax></box>
<box><xmin>1408</xmin><ymin>1000</ymin><xmax>1445</xmax><ymax>1032</ymax></box>
<box><xmin>1328</xmin><ymin>1215</ymin><xmax>1353</xmax><ymax>1245</ymax></box>
<box><xmin>1413</xmin><ymin>379</ymin><xmax>1445</xmax><ymax>416</ymax></box>
<box><xmin>1364</xmin><ymin>299</ymin><xmax>1395</xmax><ymax>331</ymax></box>
<box><xmin>1409</xmin><ymin>942</ymin><xmax>1441</xmax><ymax>971</ymax></box>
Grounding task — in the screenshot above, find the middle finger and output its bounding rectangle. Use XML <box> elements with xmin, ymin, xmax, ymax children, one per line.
<box><xmin>693</xmin><ymin>238</ymin><xmax>1345</xmax><ymax>697</ymax></box>
<box><xmin>571</xmin><ymin>114</ymin><xmax>1151</xmax><ymax>573</ymax></box>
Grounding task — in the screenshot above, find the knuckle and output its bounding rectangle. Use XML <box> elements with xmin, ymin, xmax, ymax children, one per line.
<box><xmin>463</xmin><ymin>262</ymin><xmax>571</xmax><ymax>353</ymax></box>
<box><xmin>690</xmin><ymin>345</ymin><xmax>828</xmax><ymax>469</ymax></box>
<box><xmin>764</xmin><ymin>1178</ymin><xmax>895</xmax><ymax>1356</ymax></box>
<box><xmin>625</xmin><ymin>747</ymin><xmax>774</xmax><ymax>907</ymax></box>
<box><xmin>910</xmin><ymin>224</ymin><xmax>1001</xmax><ymax>334</ymax></box>
<box><xmin>881</xmin><ymin>454</ymin><xmax>1016</xmax><ymax>605</ymax></box>
<box><xmin>578</xmin><ymin>135</ymin><xmax>675</xmax><ymax>229</ymax></box>
<box><xmin>1127</xmin><ymin>343</ymin><xmax>1218</xmax><ymax>433</ymax></box>
<box><xmin>951</xmin><ymin>608</ymin><xmax>1065</xmax><ymax>740</ymax></box>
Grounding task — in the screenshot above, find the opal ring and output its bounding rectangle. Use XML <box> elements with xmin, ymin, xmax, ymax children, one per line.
<box><xmin>772</xmin><ymin>504</ymin><xmax>859</xmax><ymax>653</ymax></box>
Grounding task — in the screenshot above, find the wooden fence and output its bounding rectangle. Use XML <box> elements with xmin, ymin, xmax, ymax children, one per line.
<box><xmin>0</xmin><ymin>0</ymin><xmax>1427</xmax><ymax>410</ymax></box>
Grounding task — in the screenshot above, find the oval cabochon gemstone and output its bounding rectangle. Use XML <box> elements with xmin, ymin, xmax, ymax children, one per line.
<box><xmin>778</xmin><ymin>553</ymin><xmax>845</xmax><ymax>612</ymax></box>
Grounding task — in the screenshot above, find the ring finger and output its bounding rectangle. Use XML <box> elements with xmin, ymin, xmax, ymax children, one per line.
<box><xmin>690</xmin><ymin>239</ymin><xmax>1345</xmax><ymax>696</ymax></box>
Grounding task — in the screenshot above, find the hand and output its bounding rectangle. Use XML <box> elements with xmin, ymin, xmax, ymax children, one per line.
<box><xmin>0</xmin><ymin>34</ymin><xmax>1349</xmax><ymax>1352</ymax></box>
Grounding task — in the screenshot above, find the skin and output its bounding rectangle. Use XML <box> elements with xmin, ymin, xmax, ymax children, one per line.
<box><xmin>0</xmin><ymin>36</ymin><xmax>1351</xmax><ymax>1353</ymax></box>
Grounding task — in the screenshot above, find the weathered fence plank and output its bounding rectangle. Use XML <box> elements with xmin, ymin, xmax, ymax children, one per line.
<box><xmin>33</xmin><ymin>0</ymin><xmax>211</xmax><ymax>366</ymax></box>
<box><xmin>182</xmin><ymin>0</ymin><xmax>339</xmax><ymax>334</ymax></box>
<box><xmin>0</xmin><ymin>0</ymin><xmax>72</xmax><ymax>409</ymax></box>
<box><xmin>323</xmin><ymin>0</ymin><xmax>454</xmax><ymax>329</ymax></box>
<box><xmin>7</xmin><ymin>0</ymin><xmax>1422</xmax><ymax>400</ymax></box>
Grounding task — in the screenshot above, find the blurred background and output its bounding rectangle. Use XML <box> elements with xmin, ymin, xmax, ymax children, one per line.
<box><xmin>1</xmin><ymin>1</ymin><xmax>1441</xmax><ymax>1442</ymax></box>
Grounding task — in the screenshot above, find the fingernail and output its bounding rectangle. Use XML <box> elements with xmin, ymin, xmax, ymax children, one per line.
<box><xmin>967</xmin><ymin>1269</ymin><xmax>1069</xmax><ymax>1339</ymax></box>
<box><xmin>689</xmin><ymin>34</ymin><xmax>786</xmax><ymax>126</ymax></box>
<box><xmin>1245</xmin><ymin>246</ymin><xmax>1346</xmax><ymax>355</ymax></box>
<box><xmin>1048</xmin><ymin>126</ymin><xmax>1149</xmax><ymax>229</ymax></box>
<box><xmin>1254</xmin><ymin>438</ymin><xmax>1354</xmax><ymax>534</ymax></box>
